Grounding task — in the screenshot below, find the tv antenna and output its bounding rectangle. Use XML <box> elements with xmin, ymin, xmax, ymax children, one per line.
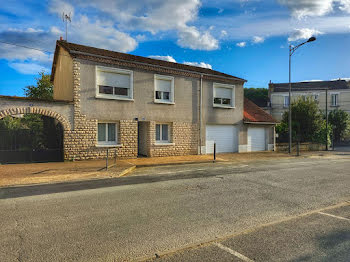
<box><xmin>62</xmin><ymin>12</ymin><xmax>71</xmax><ymax>41</ymax></box>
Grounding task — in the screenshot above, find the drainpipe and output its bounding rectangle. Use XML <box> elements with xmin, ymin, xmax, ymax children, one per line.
<box><xmin>199</xmin><ymin>74</ymin><xmax>203</xmax><ymax>154</ymax></box>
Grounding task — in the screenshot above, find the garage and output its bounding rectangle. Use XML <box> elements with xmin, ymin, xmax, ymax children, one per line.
<box><xmin>206</xmin><ymin>125</ymin><xmax>238</xmax><ymax>153</ymax></box>
<box><xmin>248</xmin><ymin>127</ymin><xmax>266</xmax><ymax>152</ymax></box>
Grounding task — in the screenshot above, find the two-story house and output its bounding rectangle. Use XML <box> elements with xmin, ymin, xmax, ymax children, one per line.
<box><xmin>26</xmin><ymin>40</ymin><xmax>277</xmax><ymax>160</ymax></box>
<box><xmin>268</xmin><ymin>80</ymin><xmax>350</xmax><ymax>121</ymax></box>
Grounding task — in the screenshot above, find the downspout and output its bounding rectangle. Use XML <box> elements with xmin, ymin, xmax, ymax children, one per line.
<box><xmin>199</xmin><ymin>74</ymin><xmax>203</xmax><ymax>154</ymax></box>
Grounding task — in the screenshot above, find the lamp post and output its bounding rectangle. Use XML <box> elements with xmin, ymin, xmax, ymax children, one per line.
<box><xmin>288</xmin><ymin>36</ymin><xmax>316</xmax><ymax>154</ymax></box>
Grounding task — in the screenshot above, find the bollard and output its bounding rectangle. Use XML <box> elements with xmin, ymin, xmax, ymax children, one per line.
<box><xmin>296</xmin><ymin>142</ymin><xmax>300</xmax><ymax>156</ymax></box>
<box><xmin>213</xmin><ymin>142</ymin><xmax>216</xmax><ymax>162</ymax></box>
<box><xmin>114</xmin><ymin>149</ymin><xmax>117</xmax><ymax>165</ymax></box>
<box><xmin>106</xmin><ymin>148</ymin><xmax>109</xmax><ymax>170</ymax></box>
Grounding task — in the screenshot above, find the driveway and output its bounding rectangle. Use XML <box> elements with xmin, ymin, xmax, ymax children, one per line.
<box><xmin>0</xmin><ymin>156</ymin><xmax>349</xmax><ymax>261</ymax></box>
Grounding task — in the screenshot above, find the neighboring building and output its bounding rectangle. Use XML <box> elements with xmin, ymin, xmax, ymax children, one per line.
<box><xmin>0</xmin><ymin>40</ymin><xmax>277</xmax><ymax>161</ymax></box>
<box><xmin>268</xmin><ymin>80</ymin><xmax>350</xmax><ymax>121</ymax></box>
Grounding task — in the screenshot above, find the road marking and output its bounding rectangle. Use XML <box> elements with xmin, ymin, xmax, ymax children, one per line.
<box><xmin>318</xmin><ymin>211</ymin><xmax>350</xmax><ymax>222</ymax></box>
<box><xmin>214</xmin><ymin>243</ymin><xmax>254</xmax><ymax>262</ymax></box>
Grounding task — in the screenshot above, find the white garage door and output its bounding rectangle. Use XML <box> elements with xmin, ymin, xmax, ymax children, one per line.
<box><xmin>206</xmin><ymin>125</ymin><xmax>238</xmax><ymax>153</ymax></box>
<box><xmin>248</xmin><ymin>127</ymin><xmax>266</xmax><ymax>152</ymax></box>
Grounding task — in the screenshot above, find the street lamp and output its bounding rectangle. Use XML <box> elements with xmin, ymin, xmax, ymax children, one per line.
<box><xmin>288</xmin><ymin>36</ymin><xmax>316</xmax><ymax>154</ymax></box>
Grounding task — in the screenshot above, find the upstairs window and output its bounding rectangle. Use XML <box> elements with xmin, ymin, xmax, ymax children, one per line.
<box><xmin>213</xmin><ymin>83</ymin><xmax>235</xmax><ymax>108</ymax></box>
<box><xmin>283</xmin><ymin>96</ymin><xmax>290</xmax><ymax>107</ymax></box>
<box><xmin>98</xmin><ymin>123</ymin><xmax>117</xmax><ymax>146</ymax></box>
<box><xmin>331</xmin><ymin>94</ymin><xmax>339</xmax><ymax>107</ymax></box>
<box><xmin>96</xmin><ymin>66</ymin><xmax>133</xmax><ymax>100</ymax></box>
<box><xmin>154</xmin><ymin>75</ymin><xmax>174</xmax><ymax>104</ymax></box>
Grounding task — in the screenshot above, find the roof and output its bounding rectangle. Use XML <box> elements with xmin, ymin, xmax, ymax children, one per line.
<box><xmin>244</xmin><ymin>98</ymin><xmax>277</xmax><ymax>124</ymax></box>
<box><xmin>270</xmin><ymin>80</ymin><xmax>349</xmax><ymax>92</ymax></box>
<box><xmin>51</xmin><ymin>40</ymin><xmax>246</xmax><ymax>83</ymax></box>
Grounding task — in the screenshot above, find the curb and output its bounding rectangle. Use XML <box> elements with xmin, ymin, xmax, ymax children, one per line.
<box><xmin>134</xmin><ymin>159</ymin><xmax>224</xmax><ymax>168</ymax></box>
<box><xmin>116</xmin><ymin>166</ymin><xmax>136</xmax><ymax>177</ymax></box>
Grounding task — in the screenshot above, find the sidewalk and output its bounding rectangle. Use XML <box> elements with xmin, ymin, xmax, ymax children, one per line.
<box><xmin>0</xmin><ymin>151</ymin><xmax>339</xmax><ymax>188</ymax></box>
<box><xmin>0</xmin><ymin>159</ymin><xmax>134</xmax><ymax>187</ymax></box>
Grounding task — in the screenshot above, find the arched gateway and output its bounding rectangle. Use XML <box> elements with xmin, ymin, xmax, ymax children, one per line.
<box><xmin>0</xmin><ymin>96</ymin><xmax>73</xmax><ymax>163</ymax></box>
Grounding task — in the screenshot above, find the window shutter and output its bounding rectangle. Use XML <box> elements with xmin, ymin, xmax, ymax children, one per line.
<box><xmin>214</xmin><ymin>87</ymin><xmax>232</xmax><ymax>99</ymax></box>
<box><xmin>98</xmin><ymin>71</ymin><xmax>130</xmax><ymax>88</ymax></box>
<box><xmin>156</xmin><ymin>79</ymin><xmax>172</xmax><ymax>92</ymax></box>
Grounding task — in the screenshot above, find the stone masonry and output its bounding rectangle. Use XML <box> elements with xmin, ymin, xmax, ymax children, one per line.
<box><xmin>63</xmin><ymin>60</ymin><xmax>138</xmax><ymax>160</ymax></box>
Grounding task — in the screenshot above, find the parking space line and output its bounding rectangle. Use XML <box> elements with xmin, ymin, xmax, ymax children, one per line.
<box><xmin>318</xmin><ymin>211</ymin><xmax>350</xmax><ymax>222</ymax></box>
<box><xmin>214</xmin><ymin>243</ymin><xmax>254</xmax><ymax>262</ymax></box>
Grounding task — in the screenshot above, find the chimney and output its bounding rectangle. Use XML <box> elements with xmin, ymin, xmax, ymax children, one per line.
<box><xmin>60</xmin><ymin>36</ymin><xmax>63</xmax><ymax>41</ymax></box>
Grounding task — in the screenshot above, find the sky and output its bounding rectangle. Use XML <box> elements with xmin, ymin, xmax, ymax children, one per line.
<box><xmin>1</xmin><ymin>0</ymin><xmax>350</xmax><ymax>96</ymax></box>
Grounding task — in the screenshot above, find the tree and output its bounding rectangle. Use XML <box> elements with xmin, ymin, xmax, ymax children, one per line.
<box><xmin>23</xmin><ymin>71</ymin><xmax>53</xmax><ymax>100</ymax></box>
<box><xmin>278</xmin><ymin>97</ymin><xmax>328</xmax><ymax>143</ymax></box>
<box><xmin>244</xmin><ymin>88</ymin><xmax>268</xmax><ymax>107</ymax></box>
<box><xmin>328</xmin><ymin>109</ymin><xmax>349</xmax><ymax>142</ymax></box>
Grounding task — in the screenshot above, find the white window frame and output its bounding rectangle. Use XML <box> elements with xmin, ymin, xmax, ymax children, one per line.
<box><xmin>154</xmin><ymin>74</ymin><xmax>175</xmax><ymax>104</ymax></box>
<box><xmin>213</xmin><ymin>83</ymin><xmax>235</xmax><ymax>108</ymax></box>
<box><xmin>155</xmin><ymin>123</ymin><xmax>171</xmax><ymax>144</ymax></box>
<box><xmin>95</xmin><ymin>66</ymin><xmax>134</xmax><ymax>101</ymax></box>
<box><xmin>97</xmin><ymin>122</ymin><xmax>118</xmax><ymax>147</ymax></box>
<box><xmin>283</xmin><ymin>95</ymin><xmax>290</xmax><ymax>108</ymax></box>
<box><xmin>331</xmin><ymin>93</ymin><xmax>339</xmax><ymax>107</ymax></box>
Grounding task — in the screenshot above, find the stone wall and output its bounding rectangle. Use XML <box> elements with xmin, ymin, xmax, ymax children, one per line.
<box><xmin>276</xmin><ymin>142</ymin><xmax>326</xmax><ymax>152</ymax></box>
<box><xmin>62</xmin><ymin>60</ymin><xmax>138</xmax><ymax>160</ymax></box>
<box><xmin>149</xmin><ymin>121</ymin><xmax>198</xmax><ymax>157</ymax></box>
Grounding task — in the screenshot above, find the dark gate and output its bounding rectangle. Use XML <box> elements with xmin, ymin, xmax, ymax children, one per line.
<box><xmin>0</xmin><ymin>121</ymin><xmax>63</xmax><ymax>164</ymax></box>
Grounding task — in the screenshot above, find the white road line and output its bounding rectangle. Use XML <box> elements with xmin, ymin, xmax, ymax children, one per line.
<box><xmin>214</xmin><ymin>243</ymin><xmax>254</xmax><ymax>262</ymax></box>
<box><xmin>318</xmin><ymin>211</ymin><xmax>350</xmax><ymax>222</ymax></box>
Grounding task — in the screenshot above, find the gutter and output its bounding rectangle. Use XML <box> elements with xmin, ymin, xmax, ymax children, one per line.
<box><xmin>199</xmin><ymin>74</ymin><xmax>203</xmax><ymax>154</ymax></box>
<box><xmin>244</xmin><ymin>121</ymin><xmax>277</xmax><ymax>125</ymax></box>
<box><xmin>69</xmin><ymin>50</ymin><xmax>247</xmax><ymax>83</ymax></box>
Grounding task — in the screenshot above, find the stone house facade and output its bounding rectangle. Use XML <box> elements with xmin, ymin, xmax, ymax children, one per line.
<box><xmin>0</xmin><ymin>40</ymin><xmax>277</xmax><ymax>161</ymax></box>
<box><xmin>268</xmin><ymin>80</ymin><xmax>350</xmax><ymax>121</ymax></box>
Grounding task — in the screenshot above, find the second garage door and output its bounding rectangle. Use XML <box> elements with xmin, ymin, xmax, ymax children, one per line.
<box><xmin>248</xmin><ymin>127</ymin><xmax>266</xmax><ymax>151</ymax></box>
<box><xmin>206</xmin><ymin>125</ymin><xmax>238</xmax><ymax>153</ymax></box>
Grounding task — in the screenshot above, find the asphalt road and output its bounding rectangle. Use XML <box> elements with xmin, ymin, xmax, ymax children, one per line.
<box><xmin>0</xmin><ymin>156</ymin><xmax>349</xmax><ymax>261</ymax></box>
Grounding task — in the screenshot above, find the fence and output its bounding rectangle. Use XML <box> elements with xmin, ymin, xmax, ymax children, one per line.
<box><xmin>276</xmin><ymin>142</ymin><xmax>326</xmax><ymax>152</ymax></box>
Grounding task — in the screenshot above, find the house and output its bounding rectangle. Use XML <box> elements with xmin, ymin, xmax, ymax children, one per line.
<box><xmin>268</xmin><ymin>80</ymin><xmax>350</xmax><ymax>121</ymax></box>
<box><xmin>0</xmin><ymin>40</ymin><xmax>277</xmax><ymax>161</ymax></box>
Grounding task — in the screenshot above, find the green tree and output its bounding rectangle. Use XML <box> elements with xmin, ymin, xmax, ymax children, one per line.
<box><xmin>244</xmin><ymin>88</ymin><xmax>268</xmax><ymax>107</ymax></box>
<box><xmin>23</xmin><ymin>71</ymin><xmax>53</xmax><ymax>100</ymax></box>
<box><xmin>328</xmin><ymin>109</ymin><xmax>349</xmax><ymax>142</ymax></box>
<box><xmin>278</xmin><ymin>98</ymin><xmax>327</xmax><ymax>143</ymax></box>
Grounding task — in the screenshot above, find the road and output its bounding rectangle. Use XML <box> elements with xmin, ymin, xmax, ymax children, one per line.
<box><xmin>0</xmin><ymin>155</ymin><xmax>349</xmax><ymax>261</ymax></box>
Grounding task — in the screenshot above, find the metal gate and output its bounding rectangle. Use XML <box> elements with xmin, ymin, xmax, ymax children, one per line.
<box><xmin>0</xmin><ymin>128</ymin><xmax>63</xmax><ymax>164</ymax></box>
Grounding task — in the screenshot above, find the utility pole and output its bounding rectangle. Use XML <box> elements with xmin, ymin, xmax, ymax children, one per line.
<box><xmin>326</xmin><ymin>89</ymin><xmax>328</xmax><ymax>151</ymax></box>
<box><xmin>62</xmin><ymin>12</ymin><xmax>71</xmax><ymax>41</ymax></box>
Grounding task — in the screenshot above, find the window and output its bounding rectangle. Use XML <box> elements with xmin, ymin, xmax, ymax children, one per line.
<box><xmin>213</xmin><ymin>83</ymin><xmax>235</xmax><ymax>108</ymax></box>
<box><xmin>283</xmin><ymin>96</ymin><xmax>290</xmax><ymax>107</ymax></box>
<box><xmin>98</xmin><ymin>123</ymin><xmax>117</xmax><ymax>146</ymax></box>
<box><xmin>331</xmin><ymin>94</ymin><xmax>339</xmax><ymax>107</ymax></box>
<box><xmin>96</xmin><ymin>66</ymin><xmax>133</xmax><ymax>100</ymax></box>
<box><xmin>313</xmin><ymin>94</ymin><xmax>319</xmax><ymax>102</ymax></box>
<box><xmin>155</xmin><ymin>124</ymin><xmax>169</xmax><ymax>143</ymax></box>
<box><xmin>154</xmin><ymin>75</ymin><xmax>174</xmax><ymax>103</ymax></box>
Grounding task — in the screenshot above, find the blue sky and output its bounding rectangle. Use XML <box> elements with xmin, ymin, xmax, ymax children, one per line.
<box><xmin>1</xmin><ymin>0</ymin><xmax>350</xmax><ymax>96</ymax></box>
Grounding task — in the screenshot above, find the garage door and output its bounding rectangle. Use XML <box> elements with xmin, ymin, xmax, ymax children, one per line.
<box><xmin>248</xmin><ymin>127</ymin><xmax>266</xmax><ymax>152</ymax></box>
<box><xmin>206</xmin><ymin>125</ymin><xmax>238</xmax><ymax>153</ymax></box>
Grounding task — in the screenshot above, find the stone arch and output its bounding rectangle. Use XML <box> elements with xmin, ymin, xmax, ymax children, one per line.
<box><xmin>0</xmin><ymin>107</ymin><xmax>72</xmax><ymax>131</ymax></box>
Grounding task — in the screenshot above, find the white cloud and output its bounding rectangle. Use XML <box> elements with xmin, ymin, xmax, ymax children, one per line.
<box><xmin>70</xmin><ymin>16</ymin><xmax>137</xmax><ymax>53</ymax></box>
<box><xmin>148</xmin><ymin>55</ymin><xmax>176</xmax><ymax>62</ymax></box>
<box><xmin>236</xmin><ymin>41</ymin><xmax>246</xmax><ymax>47</ymax></box>
<box><xmin>183</xmin><ymin>61</ymin><xmax>212</xmax><ymax>69</ymax></box>
<box><xmin>252</xmin><ymin>36</ymin><xmax>264</xmax><ymax>44</ymax></box>
<box><xmin>177</xmin><ymin>26</ymin><xmax>219</xmax><ymax>50</ymax></box>
<box><xmin>220</xmin><ymin>30</ymin><xmax>227</xmax><ymax>38</ymax></box>
<box><xmin>288</xmin><ymin>28</ymin><xmax>323</xmax><ymax>41</ymax></box>
<box><xmin>55</xmin><ymin>0</ymin><xmax>218</xmax><ymax>50</ymax></box>
<box><xmin>8</xmin><ymin>62</ymin><xmax>48</xmax><ymax>75</ymax></box>
<box><xmin>278</xmin><ymin>0</ymin><xmax>350</xmax><ymax>18</ymax></box>
<box><xmin>49</xmin><ymin>0</ymin><xmax>74</xmax><ymax>17</ymax></box>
